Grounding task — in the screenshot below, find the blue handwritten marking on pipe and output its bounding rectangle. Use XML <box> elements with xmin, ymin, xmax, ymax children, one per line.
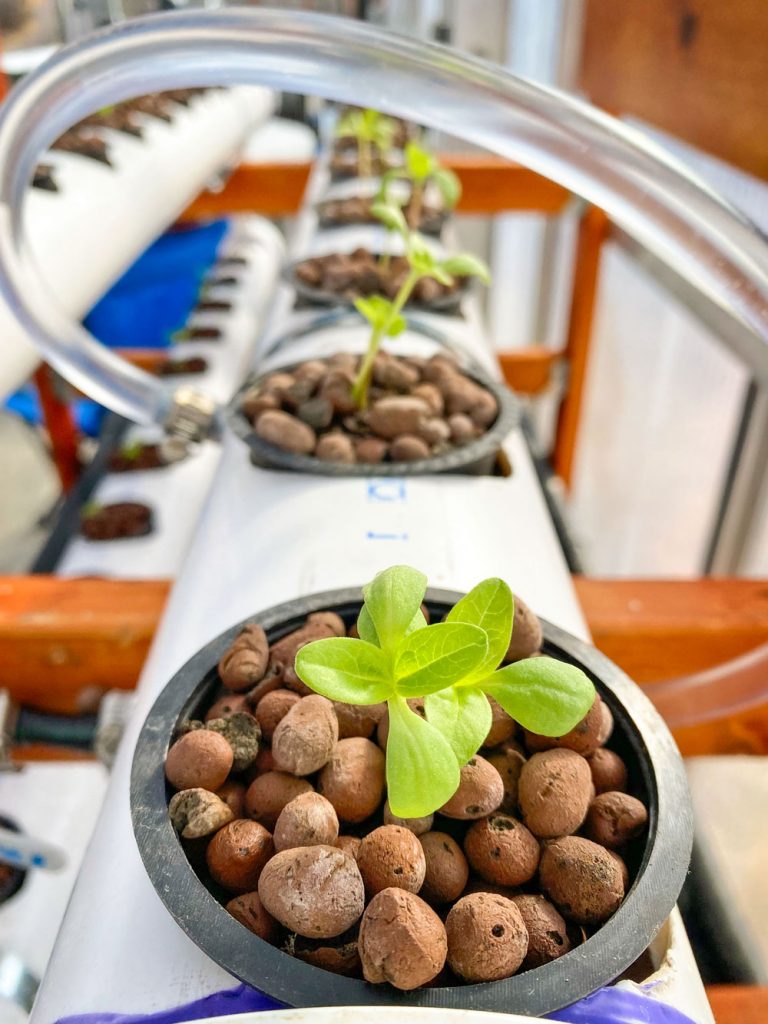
<box><xmin>366</xmin><ymin>480</ymin><xmax>407</xmax><ymax>503</ymax></box>
<box><xmin>366</xmin><ymin>531</ymin><xmax>409</xmax><ymax>541</ymax></box>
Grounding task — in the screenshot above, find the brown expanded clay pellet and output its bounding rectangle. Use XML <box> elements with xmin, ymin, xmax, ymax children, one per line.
<box><xmin>587</xmin><ymin>748</ymin><xmax>628</xmax><ymax>794</ymax></box>
<box><xmin>206</xmin><ymin>819</ymin><xmax>274</xmax><ymax>893</ymax></box>
<box><xmin>517</xmin><ymin>748</ymin><xmax>593</xmax><ymax>839</ymax></box>
<box><xmin>539</xmin><ymin>836</ymin><xmax>625</xmax><ymax>925</ymax></box>
<box><xmin>484</xmin><ymin>696</ymin><xmax>517</xmax><ymax>747</ymax></box>
<box><xmin>356</xmin><ymin>825</ymin><xmax>426</xmax><ymax>896</ymax></box>
<box><xmin>254</xmin><ymin>689</ymin><xmax>301</xmax><ymax>742</ymax></box>
<box><xmin>318</xmin><ymin>737</ymin><xmax>385</xmax><ymax>822</ymax></box>
<box><xmin>418</xmin><ymin>832</ymin><xmax>469</xmax><ymax>904</ymax></box>
<box><xmin>273</xmin><ymin>792</ymin><xmax>339</xmax><ymax>852</ymax></box>
<box><xmin>218</xmin><ymin>624</ymin><xmax>269</xmax><ymax>692</ymax></box>
<box><xmin>333</xmin><ymin>701</ymin><xmax>386</xmax><ymax>739</ymax></box>
<box><xmin>165</xmin><ymin>730</ymin><xmax>233</xmax><ymax>792</ymax></box>
<box><xmin>512</xmin><ymin>894</ymin><xmax>570</xmax><ymax>969</ymax></box>
<box><xmin>505</xmin><ymin>595</ymin><xmax>543</xmax><ymax>661</ymax></box>
<box><xmin>226</xmin><ymin>891</ymin><xmax>277</xmax><ymax>941</ymax></box>
<box><xmin>245</xmin><ymin>771</ymin><xmax>314</xmax><ymax>830</ymax></box>
<box><xmin>258</xmin><ymin>845</ymin><xmax>364</xmax><ymax>939</ymax></box>
<box><xmin>358</xmin><ymin>888</ymin><xmax>447</xmax><ymax>990</ymax></box>
<box><xmin>271</xmin><ymin>695</ymin><xmax>339</xmax><ymax>776</ymax></box>
<box><xmin>486</xmin><ymin>747</ymin><xmax>527</xmax><ymax>814</ymax></box>
<box><xmin>585</xmin><ymin>792</ymin><xmax>648</xmax><ymax>850</ymax></box>
<box><xmin>464</xmin><ymin>814</ymin><xmax>540</xmax><ymax>887</ymax></box>
<box><xmin>440</xmin><ymin>755</ymin><xmax>504</xmax><ymax>820</ymax></box>
<box><xmin>445</xmin><ymin>893</ymin><xmax>528</xmax><ymax>982</ymax></box>
<box><xmin>382</xmin><ymin>800</ymin><xmax>433</xmax><ymax>836</ymax></box>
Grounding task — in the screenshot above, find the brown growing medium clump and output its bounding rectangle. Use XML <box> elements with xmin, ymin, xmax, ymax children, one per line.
<box><xmin>255</xmin><ymin>689</ymin><xmax>301</xmax><ymax>742</ymax></box>
<box><xmin>587</xmin><ymin>748</ymin><xmax>628</xmax><ymax>794</ymax></box>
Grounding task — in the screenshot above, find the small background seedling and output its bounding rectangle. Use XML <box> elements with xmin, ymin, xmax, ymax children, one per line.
<box><xmin>296</xmin><ymin>565</ymin><xmax>595</xmax><ymax>817</ymax></box>
<box><xmin>335</xmin><ymin>108</ymin><xmax>398</xmax><ymax>179</ymax></box>
<box><xmin>379</xmin><ymin>140</ymin><xmax>461</xmax><ymax>228</ymax></box>
<box><xmin>349</xmin><ymin>203</ymin><xmax>490</xmax><ymax>408</ymax></box>
<box><xmin>120</xmin><ymin>440</ymin><xmax>145</xmax><ymax>461</ymax></box>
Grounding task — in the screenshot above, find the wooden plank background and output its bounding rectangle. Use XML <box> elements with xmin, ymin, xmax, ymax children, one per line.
<box><xmin>581</xmin><ymin>0</ymin><xmax>768</xmax><ymax>180</ymax></box>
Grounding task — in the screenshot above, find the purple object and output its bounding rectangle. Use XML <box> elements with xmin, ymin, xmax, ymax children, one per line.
<box><xmin>56</xmin><ymin>981</ymin><xmax>701</xmax><ymax>1024</ymax></box>
<box><xmin>55</xmin><ymin>984</ymin><xmax>282</xmax><ymax>1024</ymax></box>
<box><xmin>547</xmin><ymin>985</ymin><xmax>701</xmax><ymax>1024</ymax></box>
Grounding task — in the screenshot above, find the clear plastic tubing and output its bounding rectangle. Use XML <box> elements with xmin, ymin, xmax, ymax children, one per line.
<box><xmin>1</xmin><ymin>8</ymin><xmax>768</xmax><ymax>428</ymax></box>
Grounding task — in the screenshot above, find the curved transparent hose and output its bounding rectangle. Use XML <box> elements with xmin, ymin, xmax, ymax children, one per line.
<box><xmin>648</xmin><ymin>641</ymin><xmax>768</xmax><ymax>730</ymax></box>
<box><xmin>1</xmin><ymin>9</ymin><xmax>768</xmax><ymax>425</ymax></box>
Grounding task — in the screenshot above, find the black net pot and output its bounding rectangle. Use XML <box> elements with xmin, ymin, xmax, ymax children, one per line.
<box><xmin>131</xmin><ymin>587</ymin><xmax>693</xmax><ymax>1018</ymax></box>
<box><xmin>229</xmin><ymin>361</ymin><xmax>519</xmax><ymax>478</ymax></box>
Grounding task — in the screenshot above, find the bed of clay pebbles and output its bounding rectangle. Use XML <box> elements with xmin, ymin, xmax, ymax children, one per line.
<box><xmin>294</xmin><ymin>249</ymin><xmax>462</xmax><ymax>307</ymax></box>
<box><xmin>163</xmin><ymin>598</ymin><xmax>649</xmax><ymax>991</ymax></box>
<box><xmin>240</xmin><ymin>351</ymin><xmax>499</xmax><ymax>464</ymax></box>
<box><xmin>108</xmin><ymin>439</ymin><xmax>188</xmax><ymax>473</ymax></box>
<box><xmin>80</xmin><ymin>501</ymin><xmax>153</xmax><ymax>540</ymax></box>
<box><xmin>317</xmin><ymin>196</ymin><xmax>444</xmax><ymax>235</ymax></box>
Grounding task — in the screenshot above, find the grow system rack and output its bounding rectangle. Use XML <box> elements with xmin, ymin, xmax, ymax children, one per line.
<box><xmin>26</xmin><ymin>122</ymin><xmax>712</xmax><ymax>1024</ymax></box>
<box><xmin>0</xmin><ymin>85</ymin><xmax>274</xmax><ymax>401</ymax></box>
<box><xmin>45</xmin><ymin>215</ymin><xmax>284</xmax><ymax>580</ymax></box>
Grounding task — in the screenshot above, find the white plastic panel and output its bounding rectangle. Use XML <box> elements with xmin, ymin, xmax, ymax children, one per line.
<box><xmin>55</xmin><ymin>216</ymin><xmax>284</xmax><ymax>580</ymax></box>
<box><xmin>1</xmin><ymin>86</ymin><xmax>275</xmax><ymax>401</ymax></box>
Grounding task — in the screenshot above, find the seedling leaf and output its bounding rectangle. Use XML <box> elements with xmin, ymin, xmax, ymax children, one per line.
<box><xmin>364</xmin><ymin>565</ymin><xmax>427</xmax><ymax>653</ymax></box>
<box><xmin>484</xmin><ymin>656</ymin><xmax>595</xmax><ymax>735</ymax></box>
<box><xmin>394</xmin><ymin>621</ymin><xmax>488</xmax><ymax>697</ymax></box>
<box><xmin>386</xmin><ymin>697</ymin><xmax>460</xmax><ymax>817</ymax></box>
<box><xmin>447</xmin><ymin>578</ymin><xmax>512</xmax><ymax>682</ymax></box>
<box><xmin>404</xmin><ymin>141</ymin><xmax>435</xmax><ymax>183</ymax></box>
<box><xmin>295</xmin><ymin>636</ymin><xmax>393</xmax><ymax>704</ymax></box>
<box><xmin>440</xmin><ymin>253</ymin><xmax>491</xmax><ymax>284</ymax></box>
<box><xmin>424</xmin><ymin>685</ymin><xmax>492</xmax><ymax>764</ymax></box>
<box><xmin>371</xmin><ymin>200</ymin><xmax>407</xmax><ymax>236</ymax></box>
<box><xmin>432</xmin><ymin>167</ymin><xmax>462</xmax><ymax>210</ymax></box>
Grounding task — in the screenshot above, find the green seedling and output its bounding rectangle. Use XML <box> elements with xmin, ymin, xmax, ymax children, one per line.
<box><xmin>335</xmin><ymin>108</ymin><xmax>398</xmax><ymax>179</ymax></box>
<box><xmin>120</xmin><ymin>440</ymin><xmax>145</xmax><ymax>462</ymax></box>
<box><xmin>379</xmin><ymin>140</ymin><xmax>461</xmax><ymax>228</ymax></box>
<box><xmin>296</xmin><ymin>565</ymin><xmax>595</xmax><ymax>818</ymax></box>
<box><xmin>81</xmin><ymin>501</ymin><xmax>103</xmax><ymax>518</ymax></box>
<box><xmin>349</xmin><ymin>203</ymin><xmax>490</xmax><ymax>408</ymax></box>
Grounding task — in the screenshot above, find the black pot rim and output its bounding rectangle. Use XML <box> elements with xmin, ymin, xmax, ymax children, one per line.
<box><xmin>130</xmin><ymin>586</ymin><xmax>693</xmax><ymax>1017</ymax></box>
<box><xmin>286</xmin><ymin>258</ymin><xmax>470</xmax><ymax>314</ymax></box>
<box><xmin>228</xmin><ymin>357</ymin><xmax>519</xmax><ymax>478</ymax></box>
